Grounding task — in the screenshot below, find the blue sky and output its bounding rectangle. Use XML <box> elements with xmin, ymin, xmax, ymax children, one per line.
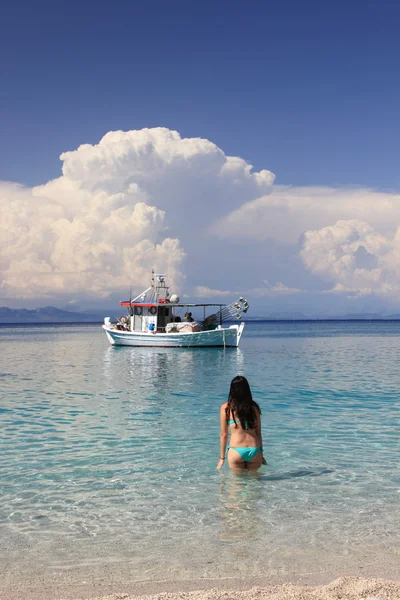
<box><xmin>2</xmin><ymin>0</ymin><xmax>399</xmax><ymax>188</ymax></box>
<box><xmin>2</xmin><ymin>0</ymin><xmax>400</xmax><ymax>315</ymax></box>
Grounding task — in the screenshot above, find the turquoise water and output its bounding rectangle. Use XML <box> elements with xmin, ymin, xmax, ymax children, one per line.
<box><xmin>0</xmin><ymin>321</ymin><xmax>399</xmax><ymax>581</ymax></box>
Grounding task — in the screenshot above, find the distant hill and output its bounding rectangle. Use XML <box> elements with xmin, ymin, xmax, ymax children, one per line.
<box><xmin>0</xmin><ymin>306</ymin><xmax>104</xmax><ymax>323</ymax></box>
<box><xmin>246</xmin><ymin>312</ymin><xmax>400</xmax><ymax>321</ymax></box>
<box><xmin>2</xmin><ymin>306</ymin><xmax>400</xmax><ymax>324</ymax></box>
<box><xmin>266</xmin><ymin>311</ymin><xmax>308</xmax><ymax>320</ymax></box>
<box><xmin>245</xmin><ymin>312</ymin><xmax>307</xmax><ymax>320</ymax></box>
<box><xmin>317</xmin><ymin>313</ymin><xmax>400</xmax><ymax>320</ymax></box>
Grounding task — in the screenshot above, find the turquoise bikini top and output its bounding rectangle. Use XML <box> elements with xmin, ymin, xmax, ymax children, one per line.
<box><xmin>228</xmin><ymin>418</ymin><xmax>249</xmax><ymax>430</ymax></box>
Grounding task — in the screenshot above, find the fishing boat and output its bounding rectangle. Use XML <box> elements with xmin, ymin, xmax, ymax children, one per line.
<box><xmin>102</xmin><ymin>271</ymin><xmax>249</xmax><ymax>347</ymax></box>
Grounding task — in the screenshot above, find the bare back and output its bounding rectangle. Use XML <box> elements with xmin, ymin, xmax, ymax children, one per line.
<box><xmin>224</xmin><ymin>403</ymin><xmax>262</xmax><ymax>447</ymax></box>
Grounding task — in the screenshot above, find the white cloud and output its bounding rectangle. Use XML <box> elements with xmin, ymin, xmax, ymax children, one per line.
<box><xmin>212</xmin><ymin>186</ymin><xmax>400</xmax><ymax>244</ymax></box>
<box><xmin>3</xmin><ymin>127</ymin><xmax>400</xmax><ymax>310</ymax></box>
<box><xmin>252</xmin><ymin>281</ymin><xmax>305</xmax><ymax>296</ymax></box>
<box><xmin>209</xmin><ymin>184</ymin><xmax>400</xmax><ymax>304</ymax></box>
<box><xmin>193</xmin><ymin>286</ymin><xmax>237</xmax><ymax>298</ymax></box>
<box><xmin>1</xmin><ymin>178</ymin><xmax>184</xmax><ymax>300</ymax></box>
<box><xmin>0</xmin><ymin>128</ymin><xmax>274</xmax><ymax>304</ymax></box>
<box><xmin>300</xmin><ymin>219</ymin><xmax>400</xmax><ymax>297</ymax></box>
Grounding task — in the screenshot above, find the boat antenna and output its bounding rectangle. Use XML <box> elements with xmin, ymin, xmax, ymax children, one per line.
<box><xmin>129</xmin><ymin>279</ymin><xmax>133</xmax><ymax>316</ymax></box>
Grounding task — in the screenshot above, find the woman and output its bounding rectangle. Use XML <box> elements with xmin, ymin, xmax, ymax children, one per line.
<box><xmin>217</xmin><ymin>376</ymin><xmax>266</xmax><ymax>470</ymax></box>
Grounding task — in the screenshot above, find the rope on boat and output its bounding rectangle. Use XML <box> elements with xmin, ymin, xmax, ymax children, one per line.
<box><xmin>200</xmin><ymin>297</ymin><xmax>249</xmax><ymax>330</ymax></box>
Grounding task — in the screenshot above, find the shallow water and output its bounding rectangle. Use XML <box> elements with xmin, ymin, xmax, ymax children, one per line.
<box><xmin>0</xmin><ymin>321</ymin><xmax>399</xmax><ymax>580</ymax></box>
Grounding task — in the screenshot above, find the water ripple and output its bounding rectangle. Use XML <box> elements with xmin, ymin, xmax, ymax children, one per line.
<box><xmin>0</xmin><ymin>322</ymin><xmax>399</xmax><ymax>572</ymax></box>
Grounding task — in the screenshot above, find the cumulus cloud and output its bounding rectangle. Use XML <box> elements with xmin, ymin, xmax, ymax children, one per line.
<box><xmin>210</xmin><ymin>184</ymin><xmax>400</xmax><ymax>305</ymax></box>
<box><xmin>1</xmin><ymin>180</ymin><xmax>184</xmax><ymax>300</ymax></box>
<box><xmin>0</xmin><ymin>128</ymin><xmax>274</xmax><ymax>304</ymax></box>
<box><xmin>212</xmin><ymin>186</ymin><xmax>400</xmax><ymax>244</ymax></box>
<box><xmin>300</xmin><ymin>219</ymin><xmax>400</xmax><ymax>297</ymax></box>
<box><xmin>3</xmin><ymin>126</ymin><xmax>400</xmax><ymax>310</ymax></box>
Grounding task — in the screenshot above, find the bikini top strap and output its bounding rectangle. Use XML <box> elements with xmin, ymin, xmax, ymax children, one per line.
<box><xmin>228</xmin><ymin>416</ymin><xmax>249</xmax><ymax>429</ymax></box>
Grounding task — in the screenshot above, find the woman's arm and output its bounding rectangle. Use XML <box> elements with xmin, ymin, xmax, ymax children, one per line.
<box><xmin>217</xmin><ymin>404</ymin><xmax>228</xmax><ymax>470</ymax></box>
<box><xmin>255</xmin><ymin>409</ymin><xmax>267</xmax><ymax>465</ymax></box>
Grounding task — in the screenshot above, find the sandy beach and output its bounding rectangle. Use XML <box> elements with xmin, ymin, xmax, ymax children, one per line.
<box><xmin>1</xmin><ymin>526</ymin><xmax>399</xmax><ymax>600</ymax></box>
<box><xmin>2</xmin><ymin>576</ymin><xmax>400</xmax><ymax>600</ymax></box>
<box><xmin>87</xmin><ymin>577</ymin><xmax>400</xmax><ymax>600</ymax></box>
<box><xmin>1</xmin><ymin>552</ymin><xmax>400</xmax><ymax>600</ymax></box>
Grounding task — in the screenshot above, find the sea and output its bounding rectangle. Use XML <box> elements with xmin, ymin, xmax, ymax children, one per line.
<box><xmin>1</xmin><ymin>321</ymin><xmax>399</xmax><ymax>586</ymax></box>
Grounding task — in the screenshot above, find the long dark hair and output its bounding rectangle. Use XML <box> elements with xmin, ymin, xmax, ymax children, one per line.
<box><xmin>225</xmin><ymin>375</ymin><xmax>261</xmax><ymax>429</ymax></box>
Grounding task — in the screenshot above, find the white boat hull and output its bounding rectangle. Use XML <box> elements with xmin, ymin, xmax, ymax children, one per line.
<box><xmin>103</xmin><ymin>323</ymin><xmax>245</xmax><ymax>347</ymax></box>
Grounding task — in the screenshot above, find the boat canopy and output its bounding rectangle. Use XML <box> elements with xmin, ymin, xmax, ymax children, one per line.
<box><xmin>120</xmin><ymin>302</ymin><xmax>226</xmax><ymax>308</ymax></box>
<box><xmin>120</xmin><ymin>302</ymin><xmax>158</xmax><ymax>307</ymax></box>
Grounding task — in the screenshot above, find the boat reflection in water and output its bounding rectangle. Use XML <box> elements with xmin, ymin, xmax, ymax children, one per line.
<box><xmin>102</xmin><ymin>343</ymin><xmax>245</xmax><ymax>399</ymax></box>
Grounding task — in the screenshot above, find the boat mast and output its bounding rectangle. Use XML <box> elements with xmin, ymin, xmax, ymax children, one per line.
<box><xmin>152</xmin><ymin>270</ymin><xmax>169</xmax><ymax>302</ymax></box>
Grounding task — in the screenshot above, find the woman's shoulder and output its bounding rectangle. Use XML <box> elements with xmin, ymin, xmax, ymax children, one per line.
<box><xmin>220</xmin><ymin>401</ymin><xmax>228</xmax><ymax>410</ymax></box>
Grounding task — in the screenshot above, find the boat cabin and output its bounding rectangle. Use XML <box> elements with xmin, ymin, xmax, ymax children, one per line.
<box><xmin>119</xmin><ymin>301</ymin><xmax>173</xmax><ymax>333</ymax></box>
<box><xmin>118</xmin><ymin>300</ymin><xmax>226</xmax><ymax>333</ymax></box>
<box><xmin>113</xmin><ymin>271</ymin><xmax>248</xmax><ymax>335</ymax></box>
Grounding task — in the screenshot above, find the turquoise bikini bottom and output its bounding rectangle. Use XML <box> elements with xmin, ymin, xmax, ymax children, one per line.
<box><xmin>228</xmin><ymin>446</ymin><xmax>262</xmax><ymax>462</ymax></box>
